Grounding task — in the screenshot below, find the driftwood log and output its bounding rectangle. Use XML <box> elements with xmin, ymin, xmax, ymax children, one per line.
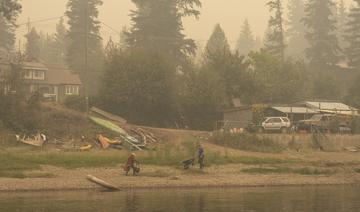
<box><xmin>86</xmin><ymin>175</ymin><xmax>120</xmax><ymax>191</ymax></box>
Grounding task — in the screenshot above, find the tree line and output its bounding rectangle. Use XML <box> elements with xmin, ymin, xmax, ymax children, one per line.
<box><xmin>1</xmin><ymin>0</ymin><xmax>360</xmax><ymax>130</ymax></box>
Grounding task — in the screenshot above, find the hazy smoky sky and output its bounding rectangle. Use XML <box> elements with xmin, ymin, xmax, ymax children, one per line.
<box><xmin>17</xmin><ymin>0</ymin><xmax>353</xmax><ymax>49</ymax></box>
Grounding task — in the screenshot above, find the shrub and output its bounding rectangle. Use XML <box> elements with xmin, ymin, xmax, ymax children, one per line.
<box><xmin>0</xmin><ymin>95</ymin><xmax>41</xmax><ymax>133</ymax></box>
<box><xmin>210</xmin><ymin>132</ymin><xmax>286</xmax><ymax>153</ymax></box>
<box><xmin>64</xmin><ymin>96</ymin><xmax>86</xmax><ymax>112</ymax></box>
<box><xmin>351</xmin><ymin>117</ymin><xmax>360</xmax><ymax>134</ymax></box>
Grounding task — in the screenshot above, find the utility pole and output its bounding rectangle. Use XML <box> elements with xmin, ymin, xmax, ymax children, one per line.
<box><xmin>84</xmin><ymin>0</ymin><xmax>89</xmax><ymax>114</ymax></box>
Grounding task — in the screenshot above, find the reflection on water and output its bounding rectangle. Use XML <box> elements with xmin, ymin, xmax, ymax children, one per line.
<box><xmin>0</xmin><ymin>185</ymin><xmax>359</xmax><ymax>212</ymax></box>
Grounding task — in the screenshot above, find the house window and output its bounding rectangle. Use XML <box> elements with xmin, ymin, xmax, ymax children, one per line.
<box><xmin>33</xmin><ymin>70</ymin><xmax>45</xmax><ymax>80</ymax></box>
<box><xmin>65</xmin><ymin>85</ymin><xmax>79</xmax><ymax>95</ymax></box>
<box><xmin>24</xmin><ymin>70</ymin><xmax>32</xmax><ymax>79</ymax></box>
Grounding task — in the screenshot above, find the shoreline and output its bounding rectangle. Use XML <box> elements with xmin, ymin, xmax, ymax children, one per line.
<box><xmin>1</xmin><ymin>164</ymin><xmax>359</xmax><ymax>192</ymax></box>
<box><xmin>1</xmin><ymin>182</ymin><xmax>359</xmax><ymax>193</ymax></box>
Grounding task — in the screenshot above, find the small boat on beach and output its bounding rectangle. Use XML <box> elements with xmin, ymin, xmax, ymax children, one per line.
<box><xmin>18</xmin><ymin>133</ymin><xmax>46</xmax><ymax>147</ymax></box>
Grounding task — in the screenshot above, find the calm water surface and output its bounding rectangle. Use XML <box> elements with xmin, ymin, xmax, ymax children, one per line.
<box><xmin>0</xmin><ymin>185</ymin><xmax>359</xmax><ymax>212</ymax></box>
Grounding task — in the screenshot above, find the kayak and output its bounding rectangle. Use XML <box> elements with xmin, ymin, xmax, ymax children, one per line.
<box><xmin>89</xmin><ymin>116</ymin><xmax>127</xmax><ymax>135</ymax></box>
<box><xmin>80</xmin><ymin>144</ymin><xmax>92</xmax><ymax>151</ymax></box>
<box><xmin>97</xmin><ymin>135</ymin><xmax>110</xmax><ymax>149</ymax></box>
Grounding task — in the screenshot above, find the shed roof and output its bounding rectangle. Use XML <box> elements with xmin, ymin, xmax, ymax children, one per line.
<box><xmin>46</xmin><ymin>67</ymin><xmax>81</xmax><ymax>85</ymax></box>
<box><xmin>304</xmin><ymin>101</ymin><xmax>358</xmax><ymax>111</ymax></box>
<box><xmin>316</xmin><ymin>109</ymin><xmax>358</xmax><ymax>116</ymax></box>
<box><xmin>271</xmin><ymin>106</ymin><xmax>318</xmax><ymax>114</ymax></box>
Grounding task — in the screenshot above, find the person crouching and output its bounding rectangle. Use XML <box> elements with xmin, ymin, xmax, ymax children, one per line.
<box><xmin>124</xmin><ymin>153</ymin><xmax>140</xmax><ymax>176</ymax></box>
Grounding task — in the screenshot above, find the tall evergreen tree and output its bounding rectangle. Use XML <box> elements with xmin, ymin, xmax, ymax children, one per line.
<box><xmin>345</xmin><ymin>0</ymin><xmax>360</xmax><ymax>69</ymax></box>
<box><xmin>52</xmin><ymin>17</ymin><xmax>69</xmax><ymax>66</ymax></box>
<box><xmin>181</xmin><ymin>67</ymin><xmax>225</xmax><ymax>130</ymax></box>
<box><xmin>35</xmin><ymin>20</ymin><xmax>69</xmax><ymax>66</ymax></box>
<box><xmin>38</xmin><ymin>31</ymin><xmax>55</xmax><ymax>63</ymax></box>
<box><xmin>248</xmin><ymin>50</ymin><xmax>308</xmax><ymax>103</ymax></box>
<box><xmin>236</xmin><ymin>19</ymin><xmax>255</xmax><ymax>56</ymax></box>
<box><xmin>0</xmin><ymin>0</ymin><xmax>20</xmax><ymax>52</ymax></box>
<box><xmin>204</xmin><ymin>23</ymin><xmax>231</xmax><ymax>60</ymax></box>
<box><xmin>25</xmin><ymin>27</ymin><xmax>41</xmax><ymax>61</ymax></box>
<box><xmin>0</xmin><ymin>0</ymin><xmax>21</xmax><ymax>22</ymax></box>
<box><xmin>311</xmin><ymin>70</ymin><xmax>341</xmax><ymax>99</ymax></box>
<box><xmin>286</xmin><ymin>0</ymin><xmax>307</xmax><ymax>59</ymax></box>
<box><xmin>303</xmin><ymin>0</ymin><xmax>340</xmax><ymax>66</ymax></box>
<box><xmin>337</xmin><ymin>0</ymin><xmax>348</xmax><ymax>55</ymax></box>
<box><xmin>127</xmin><ymin>0</ymin><xmax>201</xmax><ymax>66</ymax></box>
<box><xmin>254</xmin><ymin>36</ymin><xmax>263</xmax><ymax>51</ymax></box>
<box><xmin>119</xmin><ymin>26</ymin><xmax>129</xmax><ymax>50</ymax></box>
<box><xmin>66</xmin><ymin>0</ymin><xmax>104</xmax><ymax>96</ymax></box>
<box><xmin>104</xmin><ymin>37</ymin><xmax>118</xmax><ymax>60</ymax></box>
<box><xmin>203</xmin><ymin>24</ymin><xmax>252</xmax><ymax>105</ymax></box>
<box><xmin>101</xmin><ymin>48</ymin><xmax>178</xmax><ymax>127</ymax></box>
<box><xmin>264</xmin><ymin>0</ymin><xmax>286</xmax><ymax>60</ymax></box>
<box><xmin>347</xmin><ymin>74</ymin><xmax>360</xmax><ymax>108</ymax></box>
<box><xmin>0</xmin><ymin>15</ymin><xmax>15</xmax><ymax>51</ymax></box>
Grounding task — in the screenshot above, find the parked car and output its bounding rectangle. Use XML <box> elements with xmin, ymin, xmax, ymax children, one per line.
<box><xmin>258</xmin><ymin>117</ymin><xmax>291</xmax><ymax>133</ymax></box>
<box><xmin>295</xmin><ymin>114</ymin><xmax>352</xmax><ymax>133</ymax></box>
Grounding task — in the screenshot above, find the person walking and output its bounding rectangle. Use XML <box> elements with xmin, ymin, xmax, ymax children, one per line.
<box><xmin>198</xmin><ymin>145</ymin><xmax>205</xmax><ymax>169</ymax></box>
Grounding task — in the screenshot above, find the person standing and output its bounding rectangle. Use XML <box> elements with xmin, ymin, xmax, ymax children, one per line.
<box><xmin>198</xmin><ymin>145</ymin><xmax>205</xmax><ymax>169</ymax></box>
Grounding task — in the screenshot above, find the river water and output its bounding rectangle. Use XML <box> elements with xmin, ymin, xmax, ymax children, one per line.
<box><xmin>0</xmin><ymin>185</ymin><xmax>359</xmax><ymax>212</ymax></box>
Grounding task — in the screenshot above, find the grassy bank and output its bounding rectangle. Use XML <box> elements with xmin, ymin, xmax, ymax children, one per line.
<box><xmin>0</xmin><ymin>146</ymin><xmax>295</xmax><ymax>178</ymax></box>
<box><xmin>1</xmin><ymin>135</ymin><xmax>358</xmax><ymax>179</ymax></box>
<box><xmin>0</xmin><ymin>149</ymin><xmax>124</xmax><ymax>178</ymax></box>
<box><xmin>242</xmin><ymin>167</ymin><xmax>337</xmax><ymax>175</ymax></box>
<box><xmin>209</xmin><ymin>132</ymin><xmax>360</xmax><ymax>153</ymax></box>
<box><xmin>210</xmin><ymin>133</ymin><xmax>286</xmax><ymax>153</ymax></box>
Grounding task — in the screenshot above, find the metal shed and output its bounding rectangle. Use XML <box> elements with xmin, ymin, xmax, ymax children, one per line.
<box><xmin>265</xmin><ymin>106</ymin><xmax>319</xmax><ymax>122</ymax></box>
<box><xmin>220</xmin><ymin>106</ymin><xmax>253</xmax><ymax>130</ymax></box>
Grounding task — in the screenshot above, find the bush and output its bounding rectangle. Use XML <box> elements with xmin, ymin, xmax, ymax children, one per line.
<box><xmin>0</xmin><ymin>95</ymin><xmax>41</xmax><ymax>133</ymax></box>
<box><xmin>64</xmin><ymin>96</ymin><xmax>86</xmax><ymax>112</ymax></box>
<box><xmin>210</xmin><ymin>132</ymin><xmax>286</xmax><ymax>153</ymax></box>
<box><xmin>351</xmin><ymin>117</ymin><xmax>360</xmax><ymax>134</ymax></box>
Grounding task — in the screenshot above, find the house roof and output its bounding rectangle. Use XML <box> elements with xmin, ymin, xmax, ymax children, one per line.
<box><xmin>20</xmin><ymin>61</ymin><xmax>81</xmax><ymax>85</ymax></box>
<box><xmin>46</xmin><ymin>67</ymin><xmax>82</xmax><ymax>85</ymax></box>
<box><xmin>271</xmin><ymin>106</ymin><xmax>318</xmax><ymax>114</ymax></box>
<box><xmin>303</xmin><ymin>101</ymin><xmax>358</xmax><ymax>111</ymax></box>
<box><xmin>23</xmin><ymin>61</ymin><xmax>49</xmax><ymax>70</ymax></box>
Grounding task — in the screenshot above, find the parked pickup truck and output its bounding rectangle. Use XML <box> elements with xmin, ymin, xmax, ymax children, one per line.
<box><xmin>295</xmin><ymin>114</ymin><xmax>352</xmax><ymax>133</ymax></box>
<box><xmin>258</xmin><ymin>117</ymin><xmax>291</xmax><ymax>133</ymax></box>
